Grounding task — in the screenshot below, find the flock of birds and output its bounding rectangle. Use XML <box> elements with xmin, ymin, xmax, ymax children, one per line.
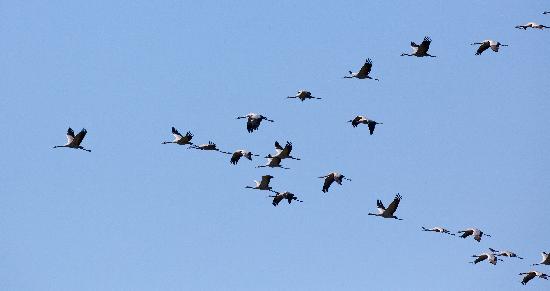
<box><xmin>51</xmin><ymin>11</ymin><xmax>550</xmax><ymax>286</ymax></box>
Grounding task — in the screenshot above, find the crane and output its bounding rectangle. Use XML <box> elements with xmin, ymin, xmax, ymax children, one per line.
<box><xmin>267</xmin><ymin>141</ymin><xmax>300</xmax><ymax>160</ymax></box>
<box><xmin>53</xmin><ymin>127</ymin><xmax>91</xmax><ymax>152</ymax></box>
<box><xmin>368</xmin><ymin>194</ymin><xmax>403</xmax><ymax>220</ymax></box>
<box><xmin>348</xmin><ymin>115</ymin><xmax>382</xmax><ymax>135</ymax></box>
<box><xmin>457</xmin><ymin>228</ymin><xmax>491</xmax><ymax>242</ymax></box>
<box><xmin>488</xmin><ymin>248</ymin><xmax>523</xmax><ymax>260</ymax></box>
<box><xmin>257</xmin><ymin>155</ymin><xmax>289</xmax><ymax>169</ymax></box>
<box><xmin>401</xmin><ymin>36</ymin><xmax>436</xmax><ymax>57</ymax></box>
<box><xmin>236</xmin><ymin>113</ymin><xmax>274</xmax><ymax>133</ymax></box>
<box><xmin>287</xmin><ymin>90</ymin><xmax>321</xmax><ymax>101</ymax></box>
<box><xmin>470</xmin><ymin>40</ymin><xmax>508</xmax><ymax>55</ymax></box>
<box><xmin>245</xmin><ymin>175</ymin><xmax>274</xmax><ymax>191</ymax></box>
<box><xmin>269</xmin><ymin>191</ymin><xmax>303</xmax><ymax>207</ymax></box>
<box><xmin>162</xmin><ymin>127</ymin><xmax>193</xmax><ymax>145</ymax></box>
<box><xmin>470</xmin><ymin>251</ymin><xmax>502</xmax><ymax>265</ymax></box>
<box><xmin>344</xmin><ymin>58</ymin><xmax>379</xmax><ymax>80</ymax></box>
<box><xmin>519</xmin><ymin>271</ymin><xmax>549</xmax><ymax>285</ymax></box>
<box><xmin>224</xmin><ymin>150</ymin><xmax>259</xmax><ymax>165</ymax></box>
<box><xmin>318</xmin><ymin>172</ymin><xmax>351</xmax><ymax>193</ymax></box>
<box><xmin>421</xmin><ymin>226</ymin><xmax>455</xmax><ymax>236</ymax></box>
<box><xmin>532</xmin><ymin>252</ymin><xmax>550</xmax><ymax>266</ymax></box>
<box><xmin>515</xmin><ymin>22</ymin><xmax>550</xmax><ymax>30</ymax></box>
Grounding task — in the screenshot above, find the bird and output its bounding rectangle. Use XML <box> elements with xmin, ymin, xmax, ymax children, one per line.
<box><xmin>401</xmin><ymin>36</ymin><xmax>436</xmax><ymax>57</ymax></box>
<box><xmin>421</xmin><ymin>226</ymin><xmax>455</xmax><ymax>236</ymax></box>
<box><xmin>269</xmin><ymin>191</ymin><xmax>303</xmax><ymax>207</ymax></box>
<box><xmin>368</xmin><ymin>194</ymin><xmax>403</xmax><ymax>220</ymax></box>
<box><xmin>53</xmin><ymin>127</ymin><xmax>91</xmax><ymax>152</ymax></box>
<box><xmin>515</xmin><ymin>22</ymin><xmax>550</xmax><ymax>30</ymax></box>
<box><xmin>532</xmin><ymin>252</ymin><xmax>550</xmax><ymax>266</ymax></box>
<box><xmin>236</xmin><ymin>113</ymin><xmax>274</xmax><ymax>133</ymax></box>
<box><xmin>225</xmin><ymin>149</ymin><xmax>259</xmax><ymax>165</ymax></box>
<box><xmin>257</xmin><ymin>155</ymin><xmax>289</xmax><ymax>169</ymax></box>
<box><xmin>519</xmin><ymin>271</ymin><xmax>549</xmax><ymax>285</ymax></box>
<box><xmin>343</xmin><ymin>58</ymin><xmax>379</xmax><ymax>80</ymax></box>
<box><xmin>544</xmin><ymin>11</ymin><xmax>550</xmax><ymax>15</ymax></box>
<box><xmin>162</xmin><ymin>127</ymin><xmax>193</xmax><ymax>145</ymax></box>
<box><xmin>470</xmin><ymin>251</ymin><xmax>502</xmax><ymax>265</ymax></box>
<box><xmin>189</xmin><ymin>141</ymin><xmax>223</xmax><ymax>152</ymax></box>
<box><xmin>470</xmin><ymin>40</ymin><xmax>508</xmax><ymax>55</ymax></box>
<box><xmin>267</xmin><ymin>141</ymin><xmax>300</xmax><ymax>160</ymax></box>
<box><xmin>318</xmin><ymin>172</ymin><xmax>351</xmax><ymax>193</ymax></box>
<box><xmin>348</xmin><ymin>115</ymin><xmax>382</xmax><ymax>135</ymax></box>
<box><xmin>457</xmin><ymin>228</ymin><xmax>491</xmax><ymax>242</ymax></box>
<box><xmin>488</xmin><ymin>248</ymin><xmax>524</xmax><ymax>260</ymax></box>
<box><xmin>245</xmin><ymin>175</ymin><xmax>274</xmax><ymax>191</ymax></box>
<box><xmin>287</xmin><ymin>90</ymin><xmax>321</xmax><ymax>101</ymax></box>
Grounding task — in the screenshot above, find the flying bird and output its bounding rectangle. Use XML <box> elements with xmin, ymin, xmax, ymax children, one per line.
<box><xmin>457</xmin><ymin>228</ymin><xmax>491</xmax><ymax>242</ymax></box>
<box><xmin>268</xmin><ymin>141</ymin><xmax>300</xmax><ymax>160</ymax></box>
<box><xmin>488</xmin><ymin>248</ymin><xmax>524</xmax><ymax>260</ymax></box>
<box><xmin>515</xmin><ymin>22</ymin><xmax>550</xmax><ymax>30</ymax></box>
<box><xmin>269</xmin><ymin>191</ymin><xmax>303</xmax><ymax>207</ymax></box>
<box><xmin>519</xmin><ymin>271</ymin><xmax>549</xmax><ymax>285</ymax></box>
<box><xmin>470</xmin><ymin>40</ymin><xmax>508</xmax><ymax>55</ymax></box>
<box><xmin>532</xmin><ymin>252</ymin><xmax>550</xmax><ymax>266</ymax></box>
<box><xmin>470</xmin><ymin>251</ymin><xmax>502</xmax><ymax>265</ymax></box>
<box><xmin>236</xmin><ymin>113</ymin><xmax>274</xmax><ymax>133</ymax></box>
<box><xmin>257</xmin><ymin>155</ymin><xmax>289</xmax><ymax>169</ymax></box>
<box><xmin>224</xmin><ymin>150</ymin><xmax>259</xmax><ymax>165</ymax></box>
<box><xmin>287</xmin><ymin>90</ymin><xmax>321</xmax><ymax>101</ymax></box>
<box><xmin>162</xmin><ymin>127</ymin><xmax>193</xmax><ymax>145</ymax></box>
<box><xmin>245</xmin><ymin>175</ymin><xmax>274</xmax><ymax>191</ymax></box>
<box><xmin>318</xmin><ymin>172</ymin><xmax>351</xmax><ymax>193</ymax></box>
<box><xmin>53</xmin><ymin>127</ymin><xmax>91</xmax><ymax>152</ymax></box>
<box><xmin>348</xmin><ymin>115</ymin><xmax>382</xmax><ymax>135</ymax></box>
<box><xmin>343</xmin><ymin>58</ymin><xmax>379</xmax><ymax>80</ymax></box>
<box><xmin>401</xmin><ymin>36</ymin><xmax>436</xmax><ymax>57</ymax></box>
<box><xmin>544</xmin><ymin>11</ymin><xmax>550</xmax><ymax>15</ymax></box>
<box><xmin>421</xmin><ymin>226</ymin><xmax>455</xmax><ymax>236</ymax></box>
<box><xmin>189</xmin><ymin>141</ymin><xmax>224</xmax><ymax>152</ymax></box>
<box><xmin>368</xmin><ymin>194</ymin><xmax>403</xmax><ymax>220</ymax></box>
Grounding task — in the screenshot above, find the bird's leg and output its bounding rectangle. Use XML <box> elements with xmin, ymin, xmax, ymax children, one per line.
<box><xmin>79</xmin><ymin>146</ymin><xmax>91</xmax><ymax>152</ymax></box>
<box><xmin>427</xmin><ymin>54</ymin><xmax>436</xmax><ymax>57</ymax></box>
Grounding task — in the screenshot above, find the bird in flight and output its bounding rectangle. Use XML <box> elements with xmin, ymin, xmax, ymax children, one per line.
<box><xmin>401</xmin><ymin>36</ymin><xmax>436</xmax><ymax>57</ymax></box>
<box><xmin>267</xmin><ymin>141</ymin><xmax>300</xmax><ymax>161</ymax></box>
<box><xmin>515</xmin><ymin>22</ymin><xmax>550</xmax><ymax>30</ymax></box>
<box><xmin>53</xmin><ymin>127</ymin><xmax>91</xmax><ymax>152</ymax></box>
<box><xmin>269</xmin><ymin>191</ymin><xmax>303</xmax><ymax>207</ymax></box>
<box><xmin>348</xmin><ymin>115</ymin><xmax>382</xmax><ymax>135</ymax></box>
<box><xmin>421</xmin><ymin>226</ymin><xmax>455</xmax><ymax>236</ymax></box>
<box><xmin>245</xmin><ymin>175</ymin><xmax>274</xmax><ymax>191</ymax></box>
<box><xmin>236</xmin><ymin>113</ymin><xmax>274</xmax><ymax>133</ymax></box>
<box><xmin>318</xmin><ymin>172</ymin><xmax>351</xmax><ymax>193</ymax></box>
<box><xmin>457</xmin><ymin>228</ymin><xmax>491</xmax><ymax>242</ymax></box>
<box><xmin>519</xmin><ymin>271</ymin><xmax>549</xmax><ymax>285</ymax></box>
<box><xmin>470</xmin><ymin>251</ymin><xmax>502</xmax><ymax>265</ymax></box>
<box><xmin>470</xmin><ymin>40</ymin><xmax>508</xmax><ymax>55</ymax></box>
<box><xmin>224</xmin><ymin>149</ymin><xmax>259</xmax><ymax>165</ymax></box>
<box><xmin>344</xmin><ymin>58</ymin><xmax>379</xmax><ymax>81</ymax></box>
<box><xmin>488</xmin><ymin>248</ymin><xmax>523</xmax><ymax>260</ymax></box>
<box><xmin>368</xmin><ymin>194</ymin><xmax>403</xmax><ymax>220</ymax></box>
<box><xmin>287</xmin><ymin>90</ymin><xmax>321</xmax><ymax>101</ymax></box>
<box><xmin>162</xmin><ymin>127</ymin><xmax>193</xmax><ymax>145</ymax></box>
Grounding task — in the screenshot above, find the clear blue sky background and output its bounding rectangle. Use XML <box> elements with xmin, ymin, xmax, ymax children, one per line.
<box><xmin>1</xmin><ymin>1</ymin><xmax>549</xmax><ymax>290</ymax></box>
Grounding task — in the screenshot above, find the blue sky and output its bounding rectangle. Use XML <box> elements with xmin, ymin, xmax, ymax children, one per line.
<box><xmin>1</xmin><ymin>1</ymin><xmax>550</xmax><ymax>290</ymax></box>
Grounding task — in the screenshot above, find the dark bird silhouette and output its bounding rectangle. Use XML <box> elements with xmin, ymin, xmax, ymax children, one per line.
<box><xmin>245</xmin><ymin>175</ymin><xmax>274</xmax><ymax>191</ymax></box>
<box><xmin>519</xmin><ymin>271</ymin><xmax>549</xmax><ymax>285</ymax></box>
<box><xmin>348</xmin><ymin>115</ymin><xmax>382</xmax><ymax>135</ymax></box>
<box><xmin>344</xmin><ymin>58</ymin><xmax>379</xmax><ymax>80</ymax></box>
<box><xmin>457</xmin><ymin>228</ymin><xmax>491</xmax><ymax>242</ymax></box>
<box><xmin>318</xmin><ymin>172</ymin><xmax>351</xmax><ymax>193</ymax></box>
<box><xmin>53</xmin><ymin>127</ymin><xmax>91</xmax><ymax>152</ymax></box>
<box><xmin>269</xmin><ymin>191</ymin><xmax>303</xmax><ymax>207</ymax></box>
<box><xmin>162</xmin><ymin>127</ymin><xmax>193</xmax><ymax>145</ymax></box>
<box><xmin>236</xmin><ymin>113</ymin><xmax>274</xmax><ymax>133</ymax></box>
<box><xmin>368</xmin><ymin>194</ymin><xmax>403</xmax><ymax>220</ymax></box>
<box><xmin>471</xmin><ymin>40</ymin><xmax>508</xmax><ymax>55</ymax></box>
<box><xmin>287</xmin><ymin>90</ymin><xmax>321</xmax><ymax>101</ymax></box>
<box><xmin>401</xmin><ymin>36</ymin><xmax>436</xmax><ymax>57</ymax></box>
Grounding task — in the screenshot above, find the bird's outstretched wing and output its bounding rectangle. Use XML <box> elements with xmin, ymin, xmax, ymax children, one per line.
<box><xmin>72</xmin><ymin>128</ymin><xmax>87</xmax><ymax>146</ymax></box>
<box><xmin>368</xmin><ymin>122</ymin><xmax>376</xmax><ymax>135</ymax></box>
<box><xmin>247</xmin><ymin>119</ymin><xmax>261</xmax><ymax>132</ymax></box>
<box><xmin>322</xmin><ymin>174</ymin><xmax>335</xmax><ymax>192</ymax></box>
<box><xmin>417</xmin><ymin>36</ymin><xmax>432</xmax><ymax>54</ymax></box>
<box><xmin>66</xmin><ymin>127</ymin><xmax>75</xmax><ymax>144</ymax></box>
<box><xmin>171</xmin><ymin>127</ymin><xmax>183</xmax><ymax>139</ymax></box>
<box><xmin>351</xmin><ymin>116</ymin><xmax>362</xmax><ymax>127</ymax></box>
<box><xmin>282</xmin><ymin>141</ymin><xmax>293</xmax><ymax>156</ymax></box>
<box><xmin>385</xmin><ymin>193</ymin><xmax>402</xmax><ymax>215</ymax></box>
<box><xmin>259</xmin><ymin>175</ymin><xmax>272</xmax><ymax>188</ymax></box>
<box><xmin>476</xmin><ymin>41</ymin><xmax>490</xmax><ymax>55</ymax></box>
<box><xmin>230</xmin><ymin>152</ymin><xmax>242</xmax><ymax>164</ymax></box>
<box><xmin>357</xmin><ymin>58</ymin><xmax>373</xmax><ymax>76</ymax></box>
<box><xmin>376</xmin><ymin>200</ymin><xmax>386</xmax><ymax>213</ymax></box>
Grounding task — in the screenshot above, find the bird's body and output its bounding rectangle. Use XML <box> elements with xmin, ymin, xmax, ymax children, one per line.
<box><xmin>457</xmin><ymin>228</ymin><xmax>491</xmax><ymax>242</ymax></box>
<box><xmin>368</xmin><ymin>194</ymin><xmax>403</xmax><ymax>220</ymax></box>
<box><xmin>53</xmin><ymin>127</ymin><xmax>91</xmax><ymax>152</ymax></box>
<box><xmin>257</xmin><ymin>155</ymin><xmax>289</xmax><ymax>169</ymax></box>
<box><xmin>344</xmin><ymin>58</ymin><xmax>379</xmax><ymax>80</ymax></box>
<box><xmin>533</xmin><ymin>252</ymin><xmax>550</xmax><ymax>266</ymax></box>
<box><xmin>287</xmin><ymin>90</ymin><xmax>321</xmax><ymax>101</ymax></box>
<box><xmin>470</xmin><ymin>252</ymin><xmax>501</xmax><ymax>265</ymax></box>
<box><xmin>519</xmin><ymin>271</ymin><xmax>549</xmax><ymax>285</ymax></box>
<box><xmin>544</xmin><ymin>11</ymin><xmax>550</xmax><ymax>15</ymax></box>
<box><xmin>269</xmin><ymin>191</ymin><xmax>303</xmax><ymax>207</ymax></box>
<box><xmin>348</xmin><ymin>115</ymin><xmax>382</xmax><ymax>135</ymax></box>
<box><xmin>421</xmin><ymin>226</ymin><xmax>455</xmax><ymax>235</ymax></box>
<box><xmin>318</xmin><ymin>172</ymin><xmax>351</xmax><ymax>193</ymax></box>
<box><xmin>516</xmin><ymin>22</ymin><xmax>550</xmax><ymax>30</ymax></box>
<box><xmin>226</xmin><ymin>149</ymin><xmax>259</xmax><ymax>165</ymax></box>
<box><xmin>471</xmin><ymin>40</ymin><xmax>508</xmax><ymax>55</ymax></box>
<box><xmin>401</xmin><ymin>36</ymin><xmax>436</xmax><ymax>57</ymax></box>
<box><xmin>236</xmin><ymin>113</ymin><xmax>274</xmax><ymax>133</ymax></box>
<box><xmin>269</xmin><ymin>141</ymin><xmax>300</xmax><ymax>160</ymax></box>
<box><xmin>489</xmin><ymin>248</ymin><xmax>523</xmax><ymax>259</ymax></box>
<box><xmin>162</xmin><ymin>127</ymin><xmax>193</xmax><ymax>145</ymax></box>
<box><xmin>245</xmin><ymin>175</ymin><xmax>274</xmax><ymax>191</ymax></box>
